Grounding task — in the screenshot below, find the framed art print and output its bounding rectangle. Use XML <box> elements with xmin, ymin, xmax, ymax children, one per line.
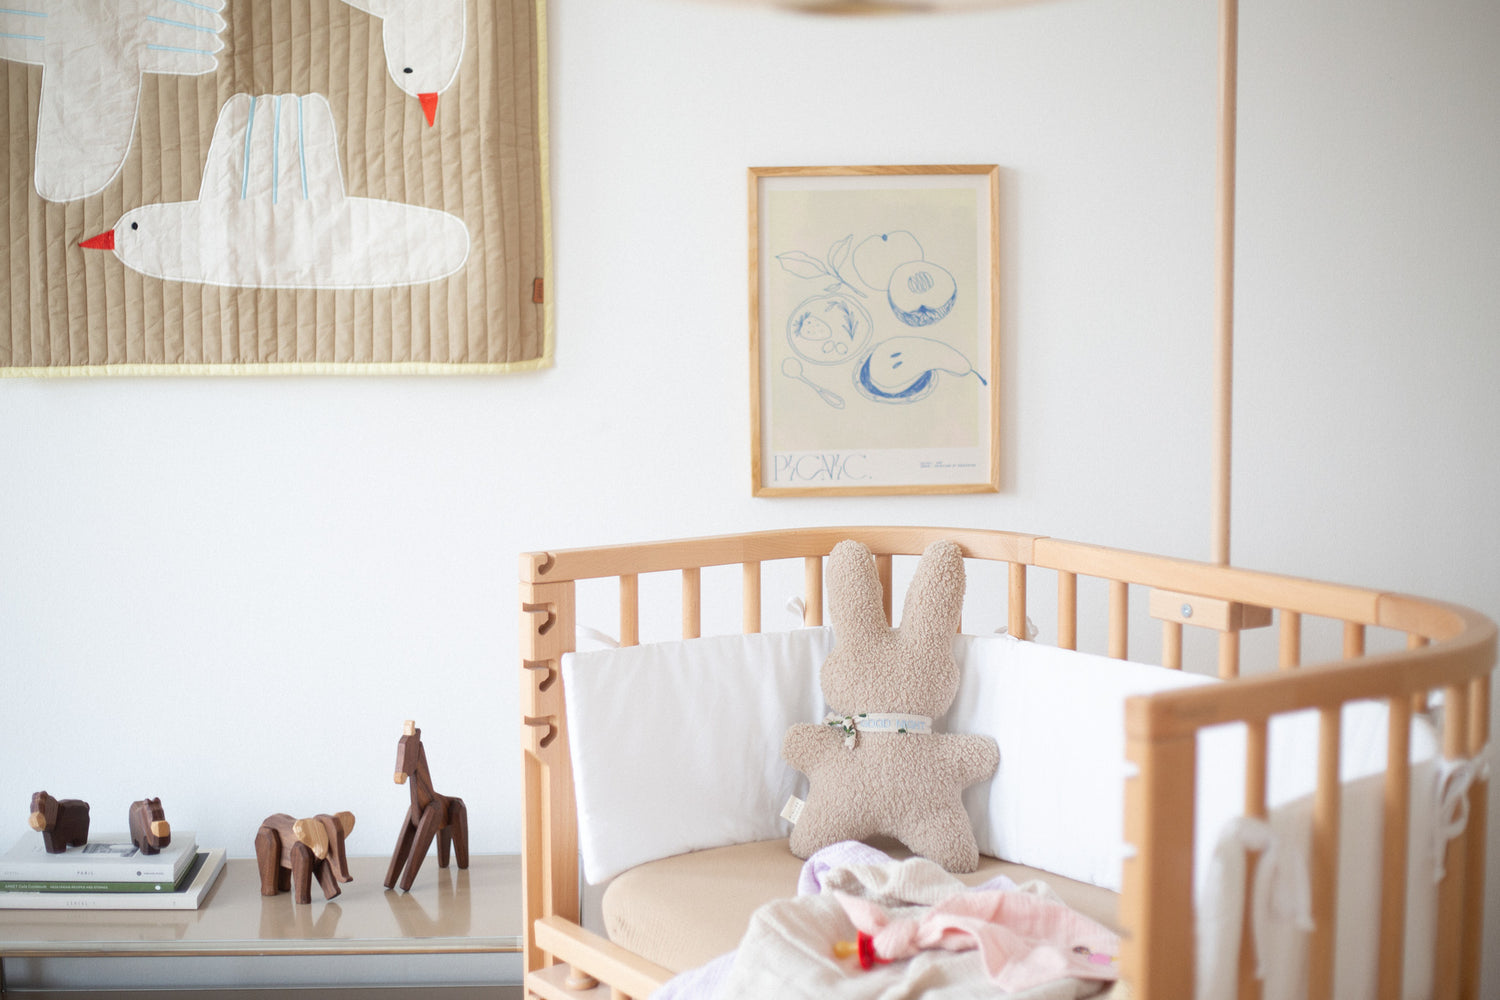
<box><xmin>750</xmin><ymin>165</ymin><xmax>999</xmax><ymax>496</ymax></box>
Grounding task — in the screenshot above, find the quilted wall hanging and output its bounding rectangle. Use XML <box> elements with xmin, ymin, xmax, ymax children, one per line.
<box><xmin>0</xmin><ymin>0</ymin><xmax>550</xmax><ymax>375</ymax></box>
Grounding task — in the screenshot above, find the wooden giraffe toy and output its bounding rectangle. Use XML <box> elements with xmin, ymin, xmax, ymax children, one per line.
<box><xmin>385</xmin><ymin>719</ymin><xmax>468</xmax><ymax>891</ymax></box>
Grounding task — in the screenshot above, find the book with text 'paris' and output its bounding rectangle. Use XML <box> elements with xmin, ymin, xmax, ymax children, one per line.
<box><xmin>0</xmin><ymin>831</ymin><xmax>198</xmax><ymax>884</ymax></box>
<box><xmin>0</xmin><ymin>849</ymin><xmax>225</xmax><ymax>910</ymax></box>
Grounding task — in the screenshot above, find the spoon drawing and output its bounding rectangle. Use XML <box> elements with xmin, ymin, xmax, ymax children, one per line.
<box><xmin>782</xmin><ymin>357</ymin><xmax>846</xmax><ymax>409</ymax></box>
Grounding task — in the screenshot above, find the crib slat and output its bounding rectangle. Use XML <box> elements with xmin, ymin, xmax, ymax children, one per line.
<box><xmin>742</xmin><ymin>561</ymin><xmax>761</xmax><ymax>634</ymax></box>
<box><xmin>1058</xmin><ymin>571</ymin><xmax>1078</xmax><ymax>650</ymax></box>
<box><xmin>1237</xmin><ymin>720</ymin><xmax>1269</xmax><ymax>1000</ymax></box>
<box><xmin>1008</xmin><ymin>562</ymin><xmax>1027</xmax><ymax>640</ymax></box>
<box><xmin>619</xmin><ymin>574</ymin><xmax>639</xmax><ymax>647</ymax></box>
<box><xmin>1461</xmin><ymin>674</ymin><xmax>1490</xmax><ymax>1000</ymax></box>
<box><xmin>1434</xmin><ymin>684</ymin><xmax>1470</xmax><ymax>1000</ymax></box>
<box><xmin>1122</xmin><ymin>729</ymin><xmax>1196</xmax><ymax>999</ymax></box>
<box><xmin>1409</xmin><ymin>634</ymin><xmax>1431</xmax><ymax>716</ymax></box>
<box><xmin>876</xmin><ymin>554</ymin><xmax>893</xmax><ymax>625</ymax></box>
<box><xmin>1309</xmin><ymin>705</ymin><xmax>1342</xmax><ymax>1000</ymax></box>
<box><xmin>1377</xmin><ymin>695</ymin><xmax>1411</xmax><ymax>1000</ymax></box>
<box><xmin>1109</xmin><ymin>581</ymin><xmax>1128</xmax><ymax>659</ymax></box>
<box><xmin>681</xmin><ymin>567</ymin><xmax>701</xmax><ymax>640</ymax></box>
<box><xmin>1344</xmin><ymin>622</ymin><xmax>1366</xmax><ymax>658</ymax></box>
<box><xmin>1279</xmin><ymin>611</ymin><xmax>1301</xmax><ymax>669</ymax></box>
<box><xmin>1218</xmin><ymin>631</ymin><xmax>1241</xmax><ymax>679</ymax></box>
<box><xmin>1161</xmin><ymin>621</ymin><xmax>1183</xmax><ymax>670</ymax></box>
<box><xmin>803</xmin><ymin>556</ymin><xmax>823</xmax><ymax>626</ymax></box>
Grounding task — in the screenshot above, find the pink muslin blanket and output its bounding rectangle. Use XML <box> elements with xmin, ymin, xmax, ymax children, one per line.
<box><xmin>837</xmin><ymin>885</ymin><xmax>1121</xmax><ymax>993</ymax></box>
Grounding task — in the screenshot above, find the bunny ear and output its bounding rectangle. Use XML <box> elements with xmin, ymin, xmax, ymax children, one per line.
<box><xmin>827</xmin><ymin>539</ymin><xmax>888</xmax><ymax>636</ymax></box>
<box><xmin>899</xmin><ymin>539</ymin><xmax>965</xmax><ymax>642</ymax></box>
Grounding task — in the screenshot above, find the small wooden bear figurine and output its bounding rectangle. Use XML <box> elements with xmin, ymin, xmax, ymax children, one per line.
<box><xmin>385</xmin><ymin>720</ymin><xmax>468</xmax><ymax>891</ymax></box>
<box><xmin>128</xmin><ymin>798</ymin><xmax>171</xmax><ymax>854</ymax></box>
<box><xmin>254</xmin><ymin>811</ymin><xmax>356</xmax><ymax>904</ymax></box>
<box><xmin>28</xmin><ymin>791</ymin><xmax>89</xmax><ymax>853</ymax></box>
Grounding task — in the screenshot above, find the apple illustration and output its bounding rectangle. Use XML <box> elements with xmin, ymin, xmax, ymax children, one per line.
<box><xmin>853</xmin><ymin>231</ymin><xmax>924</xmax><ymax>291</ymax></box>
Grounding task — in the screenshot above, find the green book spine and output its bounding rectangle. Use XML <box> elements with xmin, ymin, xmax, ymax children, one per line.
<box><xmin>0</xmin><ymin>876</ymin><xmax>184</xmax><ymax>893</ymax></box>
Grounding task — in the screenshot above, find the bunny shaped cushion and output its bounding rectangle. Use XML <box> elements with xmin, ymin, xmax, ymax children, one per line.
<box><xmin>783</xmin><ymin>539</ymin><xmax>999</xmax><ymax>872</ymax></box>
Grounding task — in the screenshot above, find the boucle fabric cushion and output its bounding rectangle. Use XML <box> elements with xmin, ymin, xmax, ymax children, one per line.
<box><xmin>600</xmin><ymin>838</ymin><xmax>1121</xmax><ymax>974</ymax></box>
<box><xmin>783</xmin><ymin>539</ymin><xmax>999</xmax><ymax>872</ymax></box>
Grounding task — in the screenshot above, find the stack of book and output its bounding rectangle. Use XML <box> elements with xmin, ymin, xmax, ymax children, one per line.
<box><xmin>0</xmin><ymin>831</ymin><xmax>225</xmax><ymax>910</ymax></box>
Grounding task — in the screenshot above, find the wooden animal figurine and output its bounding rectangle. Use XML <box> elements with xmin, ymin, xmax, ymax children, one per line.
<box><xmin>28</xmin><ymin>791</ymin><xmax>90</xmax><ymax>853</ymax></box>
<box><xmin>385</xmin><ymin>719</ymin><xmax>469</xmax><ymax>891</ymax></box>
<box><xmin>128</xmin><ymin>797</ymin><xmax>171</xmax><ymax>854</ymax></box>
<box><xmin>254</xmin><ymin>811</ymin><xmax>356</xmax><ymax>904</ymax></box>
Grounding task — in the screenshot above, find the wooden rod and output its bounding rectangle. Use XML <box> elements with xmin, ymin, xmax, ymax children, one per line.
<box><xmin>1212</xmin><ymin>0</ymin><xmax>1240</xmax><ymax>567</ymax></box>
<box><xmin>742</xmin><ymin>561</ymin><xmax>761</xmax><ymax>634</ymax></box>
<box><xmin>1238</xmin><ymin>719</ymin><xmax>1269</xmax><ymax>1000</ymax></box>
<box><xmin>1344</xmin><ymin>622</ymin><xmax>1367</xmax><ymax>659</ymax></box>
<box><xmin>1279</xmin><ymin>610</ymin><xmax>1302</xmax><ymax>669</ymax></box>
<box><xmin>619</xmin><ymin>574</ymin><xmax>639</xmax><ymax>647</ymax></box>
<box><xmin>1058</xmin><ymin>571</ymin><xmax>1078</xmax><ymax>651</ymax></box>
<box><xmin>681</xmin><ymin>567</ymin><xmax>701</xmax><ymax>640</ymax></box>
<box><xmin>1218</xmin><ymin>630</ymin><xmax>1241</xmax><ymax>680</ymax></box>
<box><xmin>1008</xmin><ymin>562</ymin><xmax>1027</xmax><ymax>640</ymax></box>
<box><xmin>876</xmin><ymin>554</ymin><xmax>893</xmax><ymax>625</ymax></box>
<box><xmin>1309</xmin><ymin>705</ymin><xmax>1342</xmax><ymax>1000</ymax></box>
<box><xmin>1162</xmin><ymin>621</ymin><xmax>1183</xmax><ymax>670</ymax></box>
<box><xmin>803</xmin><ymin>556</ymin><xmax>823</xmax><ymax>626</ymax></box>
<box><xmin>1377</xmin><ymin>695</ymin><xmax>1411</xmax><ymax>1000</ymax></box>
<box><xmin>1109</xmin><ymin>580</ymin><xmax>1129</xmax><ymax>660</ymax></box>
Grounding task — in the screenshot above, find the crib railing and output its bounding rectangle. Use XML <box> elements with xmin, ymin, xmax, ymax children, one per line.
<box><xmin>519</xmin><ymin>527</ymin><xmax>1496</xmax><ymax>1000</ymax></box>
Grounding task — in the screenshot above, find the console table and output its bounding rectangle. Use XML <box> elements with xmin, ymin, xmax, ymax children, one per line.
<box><xmin>0</xmin><ymin>855</ymin><xmax>521</xmax><ymax>996</ymax></box>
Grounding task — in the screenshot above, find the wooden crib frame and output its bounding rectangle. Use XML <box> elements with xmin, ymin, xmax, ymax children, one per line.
<box><xmin>520</xmin><ymin>526</ymin><xmax>1496</xmax><ymax>1000</ymax></box>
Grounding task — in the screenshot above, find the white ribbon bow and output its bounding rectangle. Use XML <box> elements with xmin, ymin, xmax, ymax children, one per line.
<box><xmin>1434</xmin><ymin>747</ymin><xmax>1491</xmax><ymax>881</ymax></box>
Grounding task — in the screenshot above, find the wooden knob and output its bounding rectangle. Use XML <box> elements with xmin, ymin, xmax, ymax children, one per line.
<box><xmin>27</xmin><ymin>811</ymin><xmax>45</xmax><ymax>831</ymax></box>
<box><xmin>403</xmin><ymin>719</ymin><xmax>416</xmax><ymax>736</ymax></box>
<box><xmin>151</xmin><ymin>820</ymin><xmax>170</xmax><ymax>838</ymax></box>
<box><xmin>564</xmin><ymin>968</ymin><xmax>599</xmax><ymax>991</ymax></box>
<box><xmin>394</xmin><ymin>771</ymin><xmax>408</xmax><ymax>785</ymax></box>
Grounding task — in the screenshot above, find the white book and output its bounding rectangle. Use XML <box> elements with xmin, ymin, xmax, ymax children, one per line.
<box><xmin>0</xmin><ymin>849</ymin><xmax>225</xmax><ymax>910</ymax></box>
<box><xmin>0</xmin><ymin>832</ymin><xmax>198</xmax><ymax>884</ymax></box>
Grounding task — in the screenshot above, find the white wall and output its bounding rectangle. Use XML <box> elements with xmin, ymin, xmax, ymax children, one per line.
<box><xmin>2</xmin><ymin>0</ymin><xmax>1496</xmax><ymax>989</ymax></box>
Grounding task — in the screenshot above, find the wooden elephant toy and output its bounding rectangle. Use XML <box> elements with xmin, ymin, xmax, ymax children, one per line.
<box><xmin>28</xmin><ymin>791</ymin><xmax>89</xmax><ymax>853</ymax></box>
<box><xmin>254</xmin><ymin>811</ymin><xmax>355</xmax><ymax>904</ymax></box>
<box><xmin>128</xmin><ymin>798</ymin><xmax>171</xmax><ymax>854</ymax></box>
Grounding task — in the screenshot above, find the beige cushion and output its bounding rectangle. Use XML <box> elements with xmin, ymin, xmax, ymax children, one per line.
<box><xmin>600</xmin><ymin>838</ymin><xmax>1121</xmax><ymax>974</ymax></box>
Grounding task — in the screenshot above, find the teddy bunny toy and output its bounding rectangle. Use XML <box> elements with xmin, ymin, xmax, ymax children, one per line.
<box><xmin>782</xmin><ymin>538</ymin><xmax>999</xmax><ymax>872</ymax></box>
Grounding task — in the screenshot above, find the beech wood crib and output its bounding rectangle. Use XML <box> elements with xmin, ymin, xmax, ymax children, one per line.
<box><xmin>519</xmin><ymin>526</ymin><xmax>1496</xmax><ymax>1000</ymax></box>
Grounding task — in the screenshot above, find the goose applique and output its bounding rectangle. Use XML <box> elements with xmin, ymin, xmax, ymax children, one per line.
<box><xmin>0</xmin><ymin>0</ymin><xmax>227</xmax><ymax>203</ymax></box>
<box><xmin>337</xmin><ymin>0</ymin><xmax>465</xmax><ymax>127</ymax></box>
<box><xmin>80</xmin><ymin>92</ymin><xmax>470</xmax><ymax>289</ymax></box>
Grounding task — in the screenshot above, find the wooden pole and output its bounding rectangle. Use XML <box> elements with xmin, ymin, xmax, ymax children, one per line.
<box><xmin>1213</xmin><ymin>0</ymin><xmax>1239</xmax><ymax>567</ymax></box>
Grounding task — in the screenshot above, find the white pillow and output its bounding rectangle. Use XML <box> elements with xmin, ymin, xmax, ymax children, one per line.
<box><xmin>562</xmin><ymin>628</ymin><xmax>832</xmax><ymax>884</ymax></box>
<box><xmin>941</xmin><ymin>634</ymin><xmax>1216</xmax><ymax>890</ymax></box>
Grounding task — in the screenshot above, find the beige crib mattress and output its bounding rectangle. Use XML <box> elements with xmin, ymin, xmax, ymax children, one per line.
<box><xmin>600</xmin><ymin>837</ymin><xmax>1122</xmax><ymax>974</ymax></box>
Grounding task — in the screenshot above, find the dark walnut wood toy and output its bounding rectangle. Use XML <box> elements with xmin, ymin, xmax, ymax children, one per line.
<box><xmin>385</xmin><ymin>719</ymin><xmax>468</xmax><ymax>891</ymax></box>
<box><xmin>28</xmin><ymin>791</ymin><xmax>90</xmax><ymax>853</ymax></box>
<box><xmin>128</xmin><ymin>797</ymin><xmax>171</xmax><ymax>854</ymax></box>
<box><xmin>254</xmin><ymin>811</ymin><xmax>356</xmax><ymax>904</ymax></box>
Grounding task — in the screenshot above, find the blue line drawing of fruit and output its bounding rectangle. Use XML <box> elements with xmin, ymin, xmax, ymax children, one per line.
<box><xmin>852</xmin><ymin>231</ymin><xmax>924</xmax><ymax>291</ymax></box>
<box><xmin>887</xmin><ymin>260</ymin><xmax>957</xmax><ymax>327</ymax></box>
<box><xmin>852</xmin><ymin>336</ymin><xmax>988</xmax><ymax>405</ymax></box>
<box><xmin>786</xmin><ymin>293</ymin><xmax>874</xmax><ymax>365</ymax></box>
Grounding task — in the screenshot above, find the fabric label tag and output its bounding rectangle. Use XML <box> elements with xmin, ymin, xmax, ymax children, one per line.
<box><xmin>781</xmin><ymin>795</ymin><xmax>805</xmax><ymax>825</ymax></box>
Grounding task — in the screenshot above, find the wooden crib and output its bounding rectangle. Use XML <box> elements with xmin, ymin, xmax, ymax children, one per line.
<box><xmin>519</xmin><ymin>526</ymin><xmax>1496</xmax><ymax>1000</ymax></box>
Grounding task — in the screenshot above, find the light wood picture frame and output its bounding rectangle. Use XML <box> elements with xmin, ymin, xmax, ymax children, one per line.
<box><xmin>750</xmin><ymin>165</ymin><xmax>1000</xmax><ymax>497</ymax></box>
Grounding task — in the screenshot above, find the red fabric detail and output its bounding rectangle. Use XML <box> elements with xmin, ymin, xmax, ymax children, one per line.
<box><xmin>419</xmin><ymin>92</ymin><xmax>439</xmax><ymax>127</ymax></box>
<box><xmin>80</xmin><ymin>230</ymin><xmax>115</xmax><ymax>251</ymax></box>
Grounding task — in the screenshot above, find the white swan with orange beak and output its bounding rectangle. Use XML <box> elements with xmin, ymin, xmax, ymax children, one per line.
<box><xmin>338</xmin><ymin>0</ymin><xmax>466</xmax><ymax>127</ymax></box>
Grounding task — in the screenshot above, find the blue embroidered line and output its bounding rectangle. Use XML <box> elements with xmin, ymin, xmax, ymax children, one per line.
<box><xmin>297</xmin><ymin>96</ymin><xmax>309</xmax><ymax>201</ymax></box>
<box><xmin>165</xmin><ymin>0</ymin><xmax>220</xmax><ymax>11</ymax></box>
<box><xmin>146</xmin><ymin>43</ymin><xmax>214</xmax><ymax>55</ymax></box>
<box><xmin>240</xmin><ymin>99</ymin><xmax>255</xmax><ymax>201</ymax></box>
<box><xmin>0</xmin><ymin>30</ymin><xmax>42</xmax><ymax>40</ymax></box>
<box><xmin>0</xmin><ymin>9</ymin><xmax>46</xmax><ymax>17</ymax></box>
<box><xmin>271</xmin><ymin>96</ymin><xmax>281</xmax><ymax>205</ymax></box>
<box><xmin>145</xmin><ymin>14</ymin><xmax>218</xmax><ymax>33</ymax></box>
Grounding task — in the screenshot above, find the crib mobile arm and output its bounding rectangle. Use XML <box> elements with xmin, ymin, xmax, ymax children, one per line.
<box><xmin>519</xmin><ymin>526</ymin><xmax>1497</xmax><ymax>1000</ymax></box>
